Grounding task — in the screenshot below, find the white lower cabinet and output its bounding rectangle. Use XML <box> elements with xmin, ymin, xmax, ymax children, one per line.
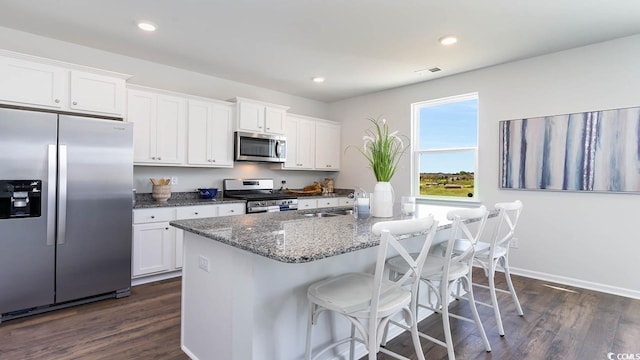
<box><xmin>297</xmin><ymin>197</ymin><xmax>351</xmax><ymax>210</ymax></box>
<box><xmin>317</xmin><ymin>197</ymin><xmax>341</xmax><ymax>208</ymax></box>
<box><xmin>132</xmin><ymin>203</ymin><xmax>245</xmax><ymax>281</ymax></box>
<box><xmin>132</xmin><ymin>221</ymin><xmax>174</xmax><ymax>277</ymax></box>
<box><xmin>297</xmin><ymin>198</ymin><xmax>317</xmax><ymax>210</ymax></box>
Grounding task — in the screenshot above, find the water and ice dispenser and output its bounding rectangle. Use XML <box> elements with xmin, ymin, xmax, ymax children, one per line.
<box><xmin>0</xmin><ymin>180</ymin><xmax>42</xmax><ymax>219</ymax></box>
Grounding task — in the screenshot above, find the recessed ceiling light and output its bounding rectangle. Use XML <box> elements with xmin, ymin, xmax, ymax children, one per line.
<box><xmin>312</xmin><ymin>77</ymin><xmax>325</xmax><ymax>83</ymax></box>
<box><xmin>439</xmin><ymin>35</ymin><xmax>457</xmax><ymax>46</ymax></box>
<box><xmin>137</xmin><ymin>21</ymin><xmax>157</xmax><ymax>32</ymax></box>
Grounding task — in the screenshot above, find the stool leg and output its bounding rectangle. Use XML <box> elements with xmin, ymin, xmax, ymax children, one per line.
<box><xmin>466</xmin><ymin>274</ymin><xmax>492</xmax><ymax>352</ymax></box>
<box><xmin>502</xmin><ymin>255</ymin><xmax>524</xmax><ymax>316</ymax></box>
<box><xmin>305</xmin><ymin>304</ymin><xmax>315</xmax><ymax>360</ymax></box>
<box><xmin>349</xmin><ymin>323</ymin><xmax>355</xmax><ymax>360</ymax></box>
<box><xmin>440</xmin><ymin>280</ymin><xmax>456</xmax><ymax>360</ymax></box>
<box><xmin>488</xmin><ymin>259</ymin><xmax>505</xmax><ymax>336</ymax></box>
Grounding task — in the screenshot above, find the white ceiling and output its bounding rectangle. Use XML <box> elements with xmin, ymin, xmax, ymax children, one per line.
<box><xmin>1</xmin><ymin>1</ymin><xmax>639</xmax><ymax>102</ymax></box>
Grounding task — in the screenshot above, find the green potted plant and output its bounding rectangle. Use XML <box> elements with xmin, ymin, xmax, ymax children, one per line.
<box><xmin>353</xmin><ymin>116</ymin><xmax>408</xmax><ymax>217</ymax></box>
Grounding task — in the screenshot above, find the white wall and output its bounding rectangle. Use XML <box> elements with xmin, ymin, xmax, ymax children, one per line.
<box><xmin>0</xmin><ymin>26</ymin><xmax>335</xmax><ymax>191</ymax></box>
<box><xmin>329</xmin><ymin>34</ymin><xmax>640</xmax><ymax>297</ymax></box>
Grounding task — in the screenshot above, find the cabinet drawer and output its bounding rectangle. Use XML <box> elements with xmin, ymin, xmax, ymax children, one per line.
<box><xmin>133</xmin><ymin>208</ymin><xmax>175</xmax><ymax>224</ymax></box>
<box><xmin>297</xmin><ymin>199</ymin><xmax>317</xmax><ymax>210</ymax></box>
<box><xmin>176</xmin><ymin>205</ymin><xmax>218</xmax><ymax>220</ymax></box>
<box><xmin>339</xmin><ymin>197</ymin><xmax>353</xmax><ymax>206</ymax></box>
<box><xmin>218</xmin><ymin>203</ymin><xmax>245</xmax><ymax>216</ymax></box>
<box><xmin>317</xmin><ymin>198</ymin><xmax>340</xmax><ymax>208</ymax></box>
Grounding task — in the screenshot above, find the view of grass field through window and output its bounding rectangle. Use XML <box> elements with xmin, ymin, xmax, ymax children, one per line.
<box><xmin>415</xmin><ymin>95</ymin><xmax>478</xmax><ymax>198</ymax></box>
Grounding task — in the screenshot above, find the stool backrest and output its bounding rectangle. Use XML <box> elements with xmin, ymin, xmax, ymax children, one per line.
<box><xmin>444</xmin><ymin>206</ymin><xmax>489</xmax><ymax>273</ymax></box>
<box><xmin>491</xmin><ymin>200</ymin><xmax>523</xmax><ymax>250</ymax></box>
<box><xmin>371</xmin><ymin>216</ymin><xmax>438</xmax><ymax>313</ymax></box>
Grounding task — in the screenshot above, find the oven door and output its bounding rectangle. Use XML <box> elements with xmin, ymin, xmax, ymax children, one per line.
<box><xmin>235</xmin><ymin>132</ymin><xmax>286</xmax><ymax>163</ymax></box>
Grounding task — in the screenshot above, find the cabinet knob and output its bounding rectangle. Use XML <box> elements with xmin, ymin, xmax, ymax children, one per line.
<box><xmin>151</xmin><ymin>215</ymin><xmax>155</xmax><ymax>219</ymax></box>
<box><xmin>211</xmin><ymin>159</ymin><xmax>216</xmax><ymax>162</ymax></box>
<box><xmin>151</xmin><ymin>157</ymin><xmax>156</xmax><ymax>160</ymax></box>
<box><xmin>230</xmin><ymin>209</ymin><xmax>234</xmax><ymax>213</ymax></box>
<box><xmin>194</xmin><ymin>212</ymin><xmax>199</xmax><ymax>215</ymax></box>
<box><xmin>54</xmin><ymin>99</ymin><xmax>60</xmax><ymax>103</ymax></box>
<box><xmin>266</xmin><ymin>127</ymin><xmax>270</xmax><ymax>130</ymax></box>
<box><xmin>158</xmin><ymin>157</ymin><xmax>162</xmax><ymax>160</ymax></box>
<box><xmin>165</xmin><ymin>227</ymin><xmax>169</xmax><ymax>230</ymax></box>
<box><xmin>326</xmin><ymin>165</ymin><xmax>331</xmax><ymax>168</ymax></box>
<box><xmin>72</xmin><ymin>101</ymin><xmax>78</xmax><ymax>105</ymax></box>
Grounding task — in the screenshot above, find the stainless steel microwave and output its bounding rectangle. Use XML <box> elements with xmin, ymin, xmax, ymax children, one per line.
<box><xmin>234</xmin><ymin>131</ymin><xmax>286</xmax><ymax>163</ymax></box>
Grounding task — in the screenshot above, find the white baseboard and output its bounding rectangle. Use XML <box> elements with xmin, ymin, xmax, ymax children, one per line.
<box><xmin>505</xmin><ymin>266</ymin><xmax>640</xmax><ymax>300</ymax></box>
<box><xmin>131</xmin><ymin>270</ymin><xmax>181</xmax><ymax>287</ymax></box>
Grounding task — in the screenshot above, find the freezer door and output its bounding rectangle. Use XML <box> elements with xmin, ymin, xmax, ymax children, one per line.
<box><xmin>0</xmin><ymin>108</ymin><xmax>57</xmax><ymax>314</ymax></box>
<box><xmin>56</xmin><ymin>115</ymin><xmax>133</xmax><ymax>303</ymax></box>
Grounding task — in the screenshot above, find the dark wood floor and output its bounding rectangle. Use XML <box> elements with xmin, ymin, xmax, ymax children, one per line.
<box><xmin>1</xmin><ymin>269</ymin><xmax>638</xmax><ymax>360</ymax></box>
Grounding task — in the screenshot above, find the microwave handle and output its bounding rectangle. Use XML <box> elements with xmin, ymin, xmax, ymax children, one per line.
<box><xmin>275</xmin><ymin>140</ymin><xmax>284</xmax><ymax>158</ymax></box>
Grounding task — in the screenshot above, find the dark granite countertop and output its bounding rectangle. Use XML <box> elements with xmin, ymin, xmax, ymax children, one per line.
<box><xmin>134</xmin><ymin>191</ymin><xmax>245</xmax><ymax>209</ymax></box>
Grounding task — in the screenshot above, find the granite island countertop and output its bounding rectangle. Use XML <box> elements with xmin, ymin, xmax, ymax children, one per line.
<box><xmin>170</xmin><ymin>204</ymin><xmax>486</xmax><ymax>263</ymax></box>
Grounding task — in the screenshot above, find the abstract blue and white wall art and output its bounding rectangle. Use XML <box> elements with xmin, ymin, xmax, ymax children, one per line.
<box><xmin>500</xmin><ymin>106</ymin><xmax>640</xmax><ymax>193</ymax></box>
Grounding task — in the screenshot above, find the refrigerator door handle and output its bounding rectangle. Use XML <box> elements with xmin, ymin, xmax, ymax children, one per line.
<box><xmin>46</xmin><ymin>144</ymin><xmax>57</xmax><ymax>246</ymax></box>
<box><xmin>57</xmin><ymin>144</ymin><xmax>68</xmax><ymax>245</ymax></box>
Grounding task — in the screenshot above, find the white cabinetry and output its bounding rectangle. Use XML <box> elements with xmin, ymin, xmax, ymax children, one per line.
<box><xmin>297</xmin><ymin>197</ymin><xmax>351</xmax><ymax>210</ymax></box>
<box><xmin>317</xmin><ymin>197</ymin><xmax>341</xmax><ymax>208</ymax></box>
<box><xmin>69</xmin><ymin>70</ymin><xmax>125</xmax><ymax>116</ymax></box>
<box><xmin>187</xmin><ymin>100</ymin><xmax>234</xmax><ymax>167</ymax></box>
<box><xmin>133</xmin><ymin>203</ymin><xmax>245</xmax><ymax>283</ymax></box>
<box><xmin>315</xmin><ymin>121</ymin><xmax>341</xmax><ymax>171</ymax></box>
<box><xmin>0</xmin><ymin>51</ymin><xmax>128</xmax><ymax>117</ymax></box>
<box><xmin>132</xmin><ymin>208</ymin><xmax>175</xmax><ymax>277</ymax></box>
<box><xmin>127</xmin><ymin>87</ymin><xmax>186</xmax><ymax>165</ymax></box>
<box><xmin>282</xmin><ymin>115</ymin><xmax>315</xmax><ymax>169</ymax></box>
<box><xmin>236</xmin><ymin>97</ymin><xmax>288</xmax><ymax>134</ymax></box>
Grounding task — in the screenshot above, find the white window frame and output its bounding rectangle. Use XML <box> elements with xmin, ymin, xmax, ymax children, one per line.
<box><xmin>411</xmin><ymin>93</ymin><xmax>479</xmax><ymax>203</ymax></box>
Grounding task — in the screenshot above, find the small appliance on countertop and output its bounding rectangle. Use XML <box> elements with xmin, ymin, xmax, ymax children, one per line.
<box><xmin>223</xmin><ymin>178</ymin><xmax>297</xmax><ymax>213</ymax></box>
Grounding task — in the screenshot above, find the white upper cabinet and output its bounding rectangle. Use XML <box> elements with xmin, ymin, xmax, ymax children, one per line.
<box><xmin>315</xmin><ymin>121</ymin><xmax>341</xmax><ymax>171</ymax></box>
<box><xmin>0</xmin><ymin>57</ymin><xmax>66</xmax><ymax>109</ymax></box>
<box><xmin>0</xmin><ymin>51</ymin><xmax>129</xmax><ymax>117</ymax></box>
<box><xmin>236</xmin><ymin>97</ymin><xmax>288</xmax><ymax>134</ymax></box>
<box><xmin>187</xmin><ymin>100</ymin><xmax>234</xmax><ymax>167</ymax></box>
<box><xmin>69</xmin><ymin>70</ymin><xmax>125</xmax><ymax>116</ymax></box>
<box><xmin>127</xmin><ymin>88</ymin><xmax>186</xmax><ymax>165</ymax></box>
<box><xmin>282</xmin><ymin>114</ymin><xmax>315</xmax><ymax>170</ymax></box>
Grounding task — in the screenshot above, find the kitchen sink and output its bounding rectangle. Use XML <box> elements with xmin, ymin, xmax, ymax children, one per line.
<box><xmin>302</xmin><ymin>209</ymin><xmax>354</xmax><ymax>217</ymax></box>
<box><xmin>303</xmin><ymin>212</ymin><xmax>339</xmax><ymax>217</ymax></box>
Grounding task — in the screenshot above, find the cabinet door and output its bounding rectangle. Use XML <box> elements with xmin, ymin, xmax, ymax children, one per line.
<box><xmin>298</xmin><ymin>118</ymin><xmax>315</xmax><ymax>168</ymax></box>
<box><xmin>175</xmin><ymin>229</ymin><xmax>184</xmax><ymax>269</ymax></box>
<box><xmin>0</xmin><ymin>56</ymin><xmax>66</xmax><ymax>109</ymax></box>
<box><xmin>218</xmin><ymin>203</ymin><xmax>245</xmax><ymax>216</ymax></box>
<box><xmin>282</xmin><ymin>116</ymin><xmax>300</xmax><ymax>169</ymax></box>
<box><xmin>238</xmin><ymin>101</ymin><xmax>264</xmax><ymax>132</ymax></box>
<box><xmin>187</xmin><ymin>100</ymin><xmax>211</xmax><ymax>166</ymax></box>
<box><xmin>208</xmin><ymin>104</ymin><xmax>233</xmax><ymax>166</ymax></box>
<box><xmin>155</xmin><ymin>95</ymin><xmax>186</xmax><ymax>164</ymax></box>
<box><xmin>315</xmin><ymin>122</ymin><xmax>341</xmax><ymax>170</ymax></box>
<box><xmin>317</xmin><ymin>198</ymin><xmax>340</xmax><ymax>208</ymax></box>
<box><xmin>127</xmin><ymin>90</ymin><xmax>157</xmax><ymax>163</ymax></box>
<box><xmin>132</xmin><ymin>222</ymin><xmax>174</xmax><ymax>277</ymax></box>
<box><xmin>297</xmin><ymin>199</ymin><xmax>317</xmax><ymax>210</ymax></box>
<box><xmin>69</xmin><ymin>71</ymin><xmax>125</xmax><ymax>116</ymax></box>
<box><xmin>264</xmin><ymin>106</ymin><xmax>286</xmax><ymax>134</ymax></box>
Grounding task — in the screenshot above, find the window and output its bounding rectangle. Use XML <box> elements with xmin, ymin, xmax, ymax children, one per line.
<box><xmin>411</xmin><ymin>93</ymin><xmax>478</xmax><ymax>201</ymax></box>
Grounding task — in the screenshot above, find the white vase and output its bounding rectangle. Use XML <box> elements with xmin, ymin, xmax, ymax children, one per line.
<box><xmin>371</xmin><ymin>182</ymin><xmax>394</xmax><ymax>217</ymax></box>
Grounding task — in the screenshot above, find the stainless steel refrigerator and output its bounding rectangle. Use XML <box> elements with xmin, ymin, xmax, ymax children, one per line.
<box><xmin>0</xmin><ymin>107</ymin><xmax>133</xmax><ymax>322</ymax></box>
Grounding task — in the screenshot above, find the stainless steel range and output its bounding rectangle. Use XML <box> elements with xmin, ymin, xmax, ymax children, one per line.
<box><xmin>223</xmin><ymin>179</ymin><xmax>297</xmax><ymax>213</ymax></box>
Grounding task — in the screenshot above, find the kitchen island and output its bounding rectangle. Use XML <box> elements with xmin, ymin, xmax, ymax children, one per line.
<box><xmin>170</xmin><ymin>204</ymin><xmax>481</xmax><ymax>360</ymax></box>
